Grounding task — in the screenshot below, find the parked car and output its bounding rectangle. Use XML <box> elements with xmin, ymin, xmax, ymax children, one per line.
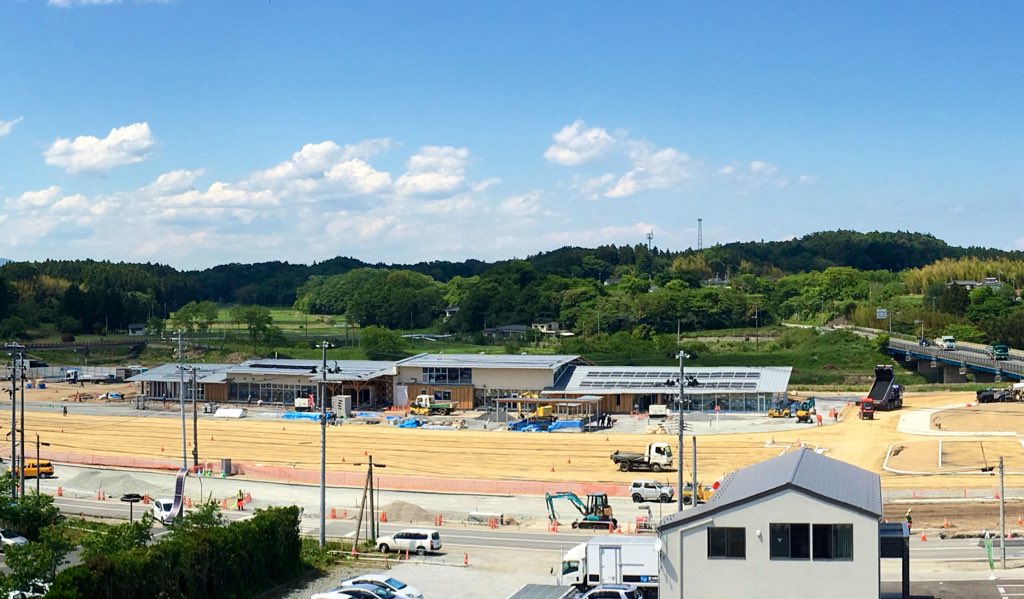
<box><xmin>151</xmin><ymin>498</ymin><xmax>178</xmax><ymax>524</ymax></box>
<box><xmin>581</xmin><ymin>583</ymin><xmax>644</xmax><ymax>599</ymax></box>
<box><xmin>313</xmin><ymin>583</ymin><xmax>395</xmax><ymax>599</ymax></box>
<box><xmin>13</xmin><ymin>460</ymin><xmax>54</xmax><ymax>479</ymax></box>
<box><xmin>0</xmin><ymin>529</ymin><xmax>28</xmax><ymax>550</ymax></box>
<box><xmin>375</xmin><ymin>528</ymin><xmax>442</xmax><ymax>555</ymax></box>
<box><xmin>7</xmin><ymin>580</ymin><xmax>49</xmax><ymax>599</ymax></box>
<box><xmin>629</xmin><ymin>480</ymin><xmax>674</xmax><ymax>503</ymax></box>
<box><xmin>340</xmin><ymin>575</ymin><xmax>423</xmax><ymax>599</ymax></box>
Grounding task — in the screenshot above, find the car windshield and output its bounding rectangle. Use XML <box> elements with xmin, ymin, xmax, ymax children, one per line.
<box><xmin>1</xmin><ymin>529</ymin><xmax>16</xmax><ymax>537</ymax></box>
<box><xmin>384</xmin><ymin>578</ymin><xmax>406</xmax><ymax>590</ymax></box>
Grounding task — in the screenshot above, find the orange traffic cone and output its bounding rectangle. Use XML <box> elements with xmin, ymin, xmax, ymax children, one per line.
<box><xmin>160</xmin><ymin>446</ymin><xmax>164</xmax><ymax>452</ymax></box>
<box><xmin>330</xmin><ymin>507</ymin><xmax>337</xmax><ymax>519</ymax></box>
<box><xmin>185</xmin><ymin>497</ymin><xmax>193</xmax><ymax>508</ymax></box>
<box><xmin>567</xmin><ymin>458</ymin><xmax>572</xmax><ymax>464</ymax></box>
<box><xmin>220</xmin><ymin>498</ymin><xmax>229</xmax><ymax>510</ymax></box>
<box><xmin>379</xmin><ymin>511</ymin><xmax>388</xmax><ymax>523</ymax></box>
<box><xmin>920</xmin><ymin>532</ymin><xmax>927</xmax><ymax>542</ymax></box>
<box><xmin>405</xmin><ymin>549</ymin><xmax>410</xmax><ymax>561</ymax></box>
<box><xmin>56</xmin><ymin>486</ymin><xmax>63</xmax><ymax>497</ymax></box>
<box><xmin>464</xmin><ymin>552</ymin><xmax>469</xmax><ymax>565</ymax></box>
<box><xmin>550</xmin><ymin>465</ymin><xmax>556</xmax><ymax>472</ymax></box>
<box><xmin>943</xmin><ymin>517</ymin><xmax>949</xmax><ymax>528</ymax></box>
<box><xmin>1018</xmin><ymin>514</ymin><xmax>1022</xmax><ymax>526</ymax></box>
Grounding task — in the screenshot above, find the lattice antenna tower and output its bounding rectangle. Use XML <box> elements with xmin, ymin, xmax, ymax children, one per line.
<box><xmin>697</xmin><ymin>218</ymin><xmax>703</xmax><ymax>251</ymax></box>
<box><xmin>646</xmin><ymin>230</ymin><xmax>654</xmax><ymax>250</ymax></box>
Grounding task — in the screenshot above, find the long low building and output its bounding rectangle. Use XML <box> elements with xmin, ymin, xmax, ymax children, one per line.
<box><xmin>129</xmin><ymin>354</ymin><xmax>792</xmax><ymax>414</ymax></box>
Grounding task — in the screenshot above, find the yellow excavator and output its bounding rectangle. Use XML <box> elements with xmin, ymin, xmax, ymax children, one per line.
<box><xmin>795</xmin><ymin>398</ymin><xmax>817</xmax><ymax>423</ymax></box>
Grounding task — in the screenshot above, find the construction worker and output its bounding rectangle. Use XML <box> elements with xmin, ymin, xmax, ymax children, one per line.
<box><xmin>905</xmin><ymin>508</ymin><xmax>912</xmax><ymax>529</ymax></box>
<box><xmin>62</xmin><ymin>404</ymin><xmax>68</xmax><ymax>417</ymax></box>
<box><xmin>236</xmin><ymin>489</ymin><xmax>244</xmax><ymax>511</ymax></box>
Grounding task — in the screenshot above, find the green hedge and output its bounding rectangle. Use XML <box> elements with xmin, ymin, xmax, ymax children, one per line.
<box><xmin>45</xmin><ymin>506</ymin><xmax>302</xmax><ymax>599</ymax></box>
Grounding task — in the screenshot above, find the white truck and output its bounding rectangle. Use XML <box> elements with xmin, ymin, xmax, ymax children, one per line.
<box><xmin>294</xmin><ymin>395</ymin><xmax>314</xmax><ymax>412</ymax></box>
<box><xmin>559</xmin><ymin>536</ymin><xmax>659</xmax><ymax>595</ymax></box>
<box><xmin>610</xmin><ymin>442</ymin><xmax>673</xmax><ymax>472</ymax></box>
<box><xmin>933</xmin><ymin>335</ymin><xmax>957</xmax><ymax>350</ymax></box>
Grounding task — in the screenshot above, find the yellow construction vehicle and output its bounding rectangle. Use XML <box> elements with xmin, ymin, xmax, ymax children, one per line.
<box><xmin>681</xmin><ymin>482</ymin><xmax>712</xmax><ymax>505</ymax></box>
<box><xmin>767</xmin><ymin>399</ymin><xmax>792</xmax><ymax>418</ymax></box>
<box><xmin>795</xmin><ymin>398</ymin><xmax>816</xmax><ymax>423</ymax></box>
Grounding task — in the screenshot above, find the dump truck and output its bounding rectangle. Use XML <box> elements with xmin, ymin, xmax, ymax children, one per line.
<box><xmin>559</xmin><ymin>536</ymin><xmax>659</xmax><ymax>593</ymax></box>
<box><xmin>990</xmin><ymin>344</ymin><xmax>1010</xmax><ymax>360</ymax></box>
<box><xmin>864</xmin><ymin>365</ymin><xmax>903</xmax><ymax>411</ymax></box>
<box><xmin>610</xmin><ymin>442</ymin><xmax>673</xmax><ymax>472</ymax></box>
<box><xmin>934</xmin><ymin>335</ymin><xmax>957</xmax><ymax>350</ymax></box>
<box><xmin>977</xmin><ymin>387</ymin><xmax>1012</xmax><ymax>403</ymax></box>
<box><xmin>410</xmin><ymin>394</ymin><xmax>455</xmax><ymax>415</ymax></box>
<box><xmin>545</xmin><ymin>492</ymin><xmax>616</xmax><ymax>530</ymax></box>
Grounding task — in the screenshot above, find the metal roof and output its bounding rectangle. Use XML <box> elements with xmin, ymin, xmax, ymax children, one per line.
<box><xmin>556</xmin><ymin>365</ymin><xmax>792</xmax><ymax>395</ymax></box>
<box><xmin>396</xmin><ymin>353</ymin><xmax>581</xmax><ymax>370</ymax></box>
<box><xmin>127</xmin><ymin>363</ymin><xmax>235</xmax><ymax>383</ymax></box>
<box><xmin>231</xmin><ymin>359</ymin><xmax>395</xmax><ymax>382</ymax></box>
<box><xmin>505</xmin><ymin>584</ymin><xmax>574</xmax><ymax>599</ymax></box>
<box><xmin>659</xmin><ymin>448</ymin><xmax>882</xmax><ymax>532</ymax></box>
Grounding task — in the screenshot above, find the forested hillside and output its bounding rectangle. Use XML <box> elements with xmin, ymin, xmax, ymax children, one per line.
<box><xmin>2</xmin><ymin>230</ymin><xmax>1024</xmax><ymax>347</ymax></box>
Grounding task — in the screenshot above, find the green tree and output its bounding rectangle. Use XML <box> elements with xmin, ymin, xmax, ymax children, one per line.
<box><xmin>80</xmin><ymin>513</ymin><xmax>154</xmax><ymax>561</ymax></box>
<box><xmin>360</xmin><ymin>326</ymin><xmax>408</xmax><ymax>360</ymax></box>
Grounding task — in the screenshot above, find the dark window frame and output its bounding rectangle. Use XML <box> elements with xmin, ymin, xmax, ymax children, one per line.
<box><xmin>769</xmin><ymin>523</ymin><xmax>810</xmax><ymax>560</ymax></box>
<box><xmin>707</xmin><ymin>526</ymin><xmax>746</xmax><ymax>559</ymax></box>
<box><xmin>813</xmin><ymin>523</ymin><xmax>854</xmax><ymax>560</ymax></box>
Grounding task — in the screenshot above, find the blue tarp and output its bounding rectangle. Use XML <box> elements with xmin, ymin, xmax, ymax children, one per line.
<box><xmin>282</xmin><ymin>412</ymin><xmax>323</xmax><ymax>421</ymax></box>
<box><xmin>397</xmin><ymin>418</ymin><xmax>422</xmax><ymax>428</ymax></box>
<box><xmin>547</xmin><ymin>420</ymin><xmax>583</xmax><ymax>431</ymax></box>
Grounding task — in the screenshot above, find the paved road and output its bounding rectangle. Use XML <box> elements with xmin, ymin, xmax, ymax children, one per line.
<box><xmin>883</xmin><ymin>580</ymin><xmax>1024</xmax><ymax>598</ymax></box>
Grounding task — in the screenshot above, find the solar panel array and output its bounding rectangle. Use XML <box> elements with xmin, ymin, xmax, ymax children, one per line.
<box><xmin>567</xmin><ymin>367</ymin><xmax>769</xmax><ymax>393</ymax></box>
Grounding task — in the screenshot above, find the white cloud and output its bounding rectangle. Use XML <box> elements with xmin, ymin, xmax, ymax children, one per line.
<box><xmin>255</xmin><ymin>141</ymin><xmax>342</xmax><ymax>182</ymax></box>
<box><xmin>798</xmin><ymin>174</ymin><xmax>817</xmax><ymax>186</ymax></box>
<box><xmin>339</xmin><ymin>138</ymin><xmax>393</xmax><ymax>161</ymax></box>
<box><xmin>44</xmin><ymin>122</ymin><xmax>155</xmax><ymax>174</ymax></box>
<box><xmin>543</xmin><ymin>222</ymin><xmax>656</xmax><ymax>247</ymax></box>
<box><xmin>472</xmin><ymin>177</ymin><xmax>501</xmax><ymax>192</ymax></box>
<box><xmin>324</xmin><ymin>159</ymin><xmax>392</xmax><ymax>194</ymax></box>
<box><xmin>605</xmin><ymin>143</ymin><xmax>691</xmax><ymax>198</ymax></box>
<box><xmin>162</xmin><ymin>181</ymin><xmax>277</xmax><ymax>208</ymax></box>
<box><xmin>544</xmin><ymin>119</ymin><xmax>616</xmax><ymax>166</ymax></box>
<box><xmin>718</xmin><ymin>165</ymin><xmax>735</xmax><ymax>175</ymax></box>
<box><xmin>139</xmin><ymin>168</ymin><xmax>205</xmax><ymax>196</ymax></box>
<box><xmin>11</xmin><ymin>186</ymin><xmax>62</xmax><ymax>209</ymax></box>
<box><xmin>0</xmin><ymin>117</ymin><xmax>24</xmax><ymax>138</ymax></box>
<box><xmin>500</xmin><ymin>191</ymin><xmax>543</xmax><ymax>216</ymax></box>
<box><xmin>750</xmin><ymin>160</ymin><xmax>777</xmax><ymax>175</ymax></box>
<box><xmin>395</xmin><ymin>146</ymin><xmax>470</xmax><ymax>195</ymax></box>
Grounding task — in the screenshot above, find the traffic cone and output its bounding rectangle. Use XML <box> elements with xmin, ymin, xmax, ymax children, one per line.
<box><xmin>405</xmin><ymin>549</ymin><xmax>410</xmax><ymax>561</ymax></box>
<box><xmin>943</xmin><ymin>517</ymin><xmax>950</xmax><ymax>528</ymax></box>
<box><xmin>220</xmin><ymin>498</ymin><xmax>228</xmax><ymax>510</ymax></box>
<box><xmin>380</xmin><ymin>511</ymin><xmax>388</xmax><ymax>523</ymax></box>
<box><xmin>330</xmin><ymin>507</ymin><xmax>337</xmax><ymax>519</ymax></box>
<box><xmin>185</xmin><ymin>497</ymin><xmax>193</xmax><ymax>508</ymax></box>
<box><xmin>996</xmin><ymin>490</ymin><xmax>1002</xmax><ymax>500</ymax></box>
<box><xmin>210</xmin><ymin>436</ymin><xmax>214</xmax><ymax>441</ymax></box>
<box><xmin>550</xmin><ymin>465</ymin><xmax>555</xmax><ymax>472</ymax></box>
<box><xmin>920</xmin><ymin>532</ymin><xmax>927</xmax><ymax>542</ymax></box>
<box><xmin>245</xmin><ymin>492</ymin><xmax>251</xmax><ymax>504</ymax></box>
<box><xmin>160</xmin><ymin>446</ymin><xmax>164</xmax><ymax>452</ymax></box>
<box><xmin>464</xmin><ymin>552</ymin><xmax>469</xmax><ymax>565</ymax></box>
<box><xmin>1018</xmin><ymin>514</ymin><xmax>1022</xmax><ymax>526</ymax></box>
<box><xmin>567</xmin><ymin>458</ymin><xmax>572</xmax><ymax>464</ymax></box>
<box><xmin>363</xmin><ymin>450</ymin><xmax>368</xmax><ymax>456</ymax></box>
<box><xmin>56</xmin><ymin>486</ymin><xmax>62</xmax><ymax>497</ymax></box>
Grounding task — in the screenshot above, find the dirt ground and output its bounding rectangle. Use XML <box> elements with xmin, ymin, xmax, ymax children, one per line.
<box><xmin>883</xmin><ymin>500</ymin><xmax>1024</xmax><ymax>536</ymax></box>
<box><xmin>9</xmin><ymin>383</ymin><xmax>1024</xmax><ymax>496</ymax></box>
<box><xmin>933</xmin><ymin>402</ymin><xmax>1024</xmax><ymax>434</ymax></box>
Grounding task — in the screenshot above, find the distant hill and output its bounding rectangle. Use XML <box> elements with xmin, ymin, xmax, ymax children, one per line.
<box><xmin>0</xmin><ymin>258</ymin><xmax>7</xmax><ymax>266</ymax></box>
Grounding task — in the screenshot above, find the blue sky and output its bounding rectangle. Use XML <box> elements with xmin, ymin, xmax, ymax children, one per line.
<box><xmin>1</xmin><ymin>1</ymin><xmax>1023</xmax><ymax>270</ymax></box>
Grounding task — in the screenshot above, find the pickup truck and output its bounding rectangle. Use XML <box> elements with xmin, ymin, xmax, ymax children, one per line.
<box><xmin>610</xmin><ymin>442</ymin><xmax>673</xmax><ymax>472</ymax></box>
<box><xmin>933</xmin><ymin>336</ymin><xmax>957</xmax><ymax>350</ymax></box>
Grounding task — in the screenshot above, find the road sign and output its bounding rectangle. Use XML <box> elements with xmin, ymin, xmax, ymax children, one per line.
<box><xmin>876</xmin><ymin>308</ymin><xmax>888</xmax><ymax>320</ymax></box>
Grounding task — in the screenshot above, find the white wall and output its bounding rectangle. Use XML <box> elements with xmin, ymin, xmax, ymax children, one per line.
<box><xmin>659</xmin><ymin>489</ymin><xmax>879</xmax><ymax>599</ymax></box>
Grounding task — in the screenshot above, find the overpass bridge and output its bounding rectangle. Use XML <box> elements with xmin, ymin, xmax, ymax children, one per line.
<box><xmin>886</xmin><ymin>337</ymin><xmax>1024</xmax><ymax>384</ymax></box>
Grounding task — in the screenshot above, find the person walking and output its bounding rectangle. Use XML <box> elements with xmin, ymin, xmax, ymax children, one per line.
<box><xmin>236</xmin><ymin>489</ymin><xmax>245</xmax><ymax>511</ymax></box>
<box><xmin>905</xmin><ymin>508</ymin><xmax>912</xmax><ymax>530</ymax></box>
<box><xmin>62</xmin><ymin>404</ymin><xmax>68</xmax><ymax>417</ymax></box>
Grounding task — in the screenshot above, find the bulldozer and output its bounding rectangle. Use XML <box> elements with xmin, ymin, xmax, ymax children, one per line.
<box><xmin>795</xmin><ymin>398</ymin><xmax>816</xmax><ymax>423</ymax></box>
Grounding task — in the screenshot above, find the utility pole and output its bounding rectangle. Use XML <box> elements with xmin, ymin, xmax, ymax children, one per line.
<box><xmin>18</xmin><ymin>353</ymin><xmax>25</xmax><ymax>498</ymax></box>
<box><xmin>368</xmin><ymin>455</ymin><xmax>376</xmax><ymax>542</ymax></box>
<box><xmin>676</xmin><ymin>351</ymin><xmax>688</xmax><ymax>512</ymax></box>
<box><xmin>692</xmin><ymin>436</ymin><xmax>698</xmax><ymax>509</ymax></box>
<box><xmin>7</xmin><ymin>345</ymin><xmax>20</xmax><ymax>500</ymax></box>
<box><xmin>177</xmin><ymin>332</ymin><xmax>187</xmax><ymax>470</ymax></box>
<box><xmin>319</xmin><ymin>340</ymin><xmax>329</xmax><ymax>548</ymax></box>
<box><xmin>191</xmin><ymin>368</ymin><xmax>199</xmax><ymax>469</ymax></box>
<box><xmin>35</xmin><ymin>434</ymin><xmax>49</xmax><ymax>496</ymax></box>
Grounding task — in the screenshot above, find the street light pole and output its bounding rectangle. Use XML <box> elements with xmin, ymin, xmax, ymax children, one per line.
<box><xmin>18</xmin><ymin>353</ymin><xmax>25</xmax><ymax>498</ymax></box>
<box><xmin>1000</xmin><ymin>456</ymin><xmax>1006</xmax><ymax>569</ymax></box>
<box><xmin>7</xmin><ymin>346</ymin><xmax>17</xmax><ymax>500</ymax></box>
<box><xmin>319</xmin><ymin>340</ymin><xmax>329</xmax><ymax>548</ymax></box>
<box><xmin>676</xmin><ymin>351</ymin><xmax>687</xmax><ymax>512</ymax></box>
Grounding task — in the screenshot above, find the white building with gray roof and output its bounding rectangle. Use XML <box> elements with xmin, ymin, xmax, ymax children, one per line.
<box><xmin>657</xmin><ymin>448</ymin><xmax>883</xmax><ymax>599</ymax></box>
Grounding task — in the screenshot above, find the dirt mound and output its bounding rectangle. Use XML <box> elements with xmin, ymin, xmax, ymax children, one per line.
<box><xmin>381</xmin><ymin>500</ymin><xmax>431</xmax><ymax>523</ymax></box>
<box><xmin>64</xmin><ymin>469</ymin><xmax>165</xmax><ymax>498</ymax></box>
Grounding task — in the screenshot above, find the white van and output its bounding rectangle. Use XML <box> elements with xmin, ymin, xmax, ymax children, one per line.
<box><xmin>629</xmin><ymin>480</ymin><xmax>674</xmax><ymax>503</ymax></box>
<box><xmin>375</xmin><ymin>528</ymin><xmax>442</xmax><ymax>555</ymax></box>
